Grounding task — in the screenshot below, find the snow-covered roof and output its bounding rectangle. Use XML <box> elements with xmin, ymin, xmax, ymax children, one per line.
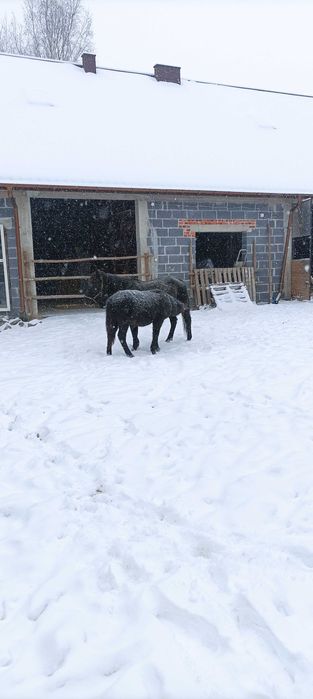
<box><xmin>0</xmin><ymin>52</ymin><xmax>313</xmax><ymax>195</ymax></box>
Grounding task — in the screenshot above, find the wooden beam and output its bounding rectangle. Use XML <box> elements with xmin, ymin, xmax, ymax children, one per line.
<box><xmin>33</xmin><ymin>255</ymin><xmax>140</xmax><ymax>264</ymax></box>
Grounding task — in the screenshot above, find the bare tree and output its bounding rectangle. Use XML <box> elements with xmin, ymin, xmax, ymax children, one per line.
<box><xmin>0</xmin><ymin>0</ymin><xmax>93</xmax><ymax>60</ymax></box>
<box><xmin>0</xmin><ymin>15</ymin><xmax>26</xmax><ymax>54</ymax></box>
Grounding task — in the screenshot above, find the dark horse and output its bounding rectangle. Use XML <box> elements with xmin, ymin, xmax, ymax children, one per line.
<box><xmin>81</xmin><ymin>270</ymin><xmax>192</xmax><ymax>346</ymax></box>
<box><xmin>106</xmin><ymin>290</ymin><xmax>186</xmax><ymax>357</ymax></box>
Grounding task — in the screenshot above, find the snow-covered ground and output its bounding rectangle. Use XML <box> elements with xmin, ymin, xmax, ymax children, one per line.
<box><xmin>1</xmin><ymin>302</ymin><xmax>313</xmax><ymax>699</ymax></box>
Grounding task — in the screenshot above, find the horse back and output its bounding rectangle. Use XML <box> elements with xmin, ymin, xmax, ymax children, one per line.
<box><xmin>162</xmin><ymin>276</ymin><xmax>190</xmax><ymax>306</ymax></box>
<box><xmin>106</xmin><ymin>289</ymin><xmax>182</xmax><ymax>327</ymax></box>
<box><xmin>105</xmin><ymin>272</ymin><xmax>190</xmax><ymax>307</ymax></box>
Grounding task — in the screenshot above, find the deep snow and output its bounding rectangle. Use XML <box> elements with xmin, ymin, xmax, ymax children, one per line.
<box><xmin>1</xmin><ymin>303</ymin><xmax>313</xmax><ymax>699</ymax></box>
<box><xmin>2</xmin><ymin>53</ymin><xmax>313</xmax><ymax>194</ymax></box>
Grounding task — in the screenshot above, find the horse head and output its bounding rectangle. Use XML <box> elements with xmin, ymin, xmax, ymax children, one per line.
<box><xmin>80</xmin><ymin>269</ymin><xmax>108</xmax><ymax>306</ymax></box>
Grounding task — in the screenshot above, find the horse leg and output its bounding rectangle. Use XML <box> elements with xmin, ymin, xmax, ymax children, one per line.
<box><xmin>106</xmin><ymin>323</ymin><xmax>117</xmax><ymax>355</ymax></box>
<box><xmin>165</xmin><ymin>316</ymin><xmax>177</xmax><ymax>342</ymax></box>
<box><xmin>131</xmin><ymin>326</ymin><xmax>140</xmax><ymax>351</ymax></box>
<box><xmin>118</xmin><ymin>324</ymin><xmax>134</xmax><ymax>357</ymax></box>
<box><xmin>151</xmin><ymin>319</ymin><xmax>164</xmax><ymax>354</ymax></box>
<box><xmin>183</xmin><ymin>309</ymin><xmax>192</xmax><ymax>341</ymax></box>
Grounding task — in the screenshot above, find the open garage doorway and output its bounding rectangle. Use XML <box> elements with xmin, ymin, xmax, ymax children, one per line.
<box><xmin>30</xmin><ymin>198</ymin><xmax>137</xmax><ymax>311</ymax></box>
<box><xmin>196</xmin><ymin>230</ymin><xmax>243</xmax><ymax>268</ymax></box>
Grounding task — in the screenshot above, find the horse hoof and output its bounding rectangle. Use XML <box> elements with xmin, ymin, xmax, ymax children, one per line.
<box><xmin>165</xmin><ymin>338</ymin><xmax>173</xmax><ymax>343</ymax></box>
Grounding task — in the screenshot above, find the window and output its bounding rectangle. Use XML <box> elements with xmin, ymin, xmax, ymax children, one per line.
<box><xmin>0</xmin><ymin>225</ymin><xmax>11</xmax><ymax>311</ymax></box>
<box><xmin>292</xmin><ymin>235</ymin><xmax>311</xmax><ymax>261</ymax></box>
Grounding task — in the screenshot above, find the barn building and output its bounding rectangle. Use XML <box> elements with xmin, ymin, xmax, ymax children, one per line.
<box><xmin>0</xmin><ymin>51</ymin><xmax>312</xmax><ymax>319</ymax></box>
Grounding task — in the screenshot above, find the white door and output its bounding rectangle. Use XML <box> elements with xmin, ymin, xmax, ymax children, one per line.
<box><xmin>0</xmin><ymin>225</ymin><xmax>11</xmax><ymax>311</ymax></box>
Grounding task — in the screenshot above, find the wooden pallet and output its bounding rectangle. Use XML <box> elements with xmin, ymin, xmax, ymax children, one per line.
<box><xmin>210</xmin><ymin>282</ymin><xmax>252</xmax><ymax>308</ymax></box>
<box><xmin>192</xmin><ymin>267</ymin><xmax>256</xmax><ymax>306</ymax></box>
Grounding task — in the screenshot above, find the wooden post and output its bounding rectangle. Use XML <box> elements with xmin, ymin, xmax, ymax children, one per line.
<box><xmin>135</xmin><ymin>201</ymin><xmax>149</xmax><ymax>280</ymax></box>
<box><xmin>143</xmin><ymin>252</ymin><xmax>150</xmax><ymax>280</ymax></box>
<box><xmin>274</xmin><ymin>206</ymin><xmax>295</xmax><ymax>302</ymax></box>
<box><xmin>15</xmin><ymin>191</ymin><xmax>38</xmax><ymax>319</ymax></box>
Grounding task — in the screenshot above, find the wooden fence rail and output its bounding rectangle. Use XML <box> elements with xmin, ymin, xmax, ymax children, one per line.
<box><xmin>32</xmin><ymin>255</ymin><xmax>141</xmax><ymax>264</ymax></box>
<box><xmin>192</xmin><ymin>267</ymin><xmax>256</xmax><ymax>306</ymax></box>
<box><xmin>26</xmin><ymin>253</ymin><xmax>153</xmax><ymax>302</ymax></box>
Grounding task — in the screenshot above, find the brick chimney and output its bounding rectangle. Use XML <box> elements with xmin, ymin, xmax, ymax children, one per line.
<box><xmin>82</xmin><ymin>53</ymin><xmax>96</xmax><ymax>74</ymax></box>
<box><xmin>154</xmin><ymin>64</ymin><xmax>181</xmax><ymax>85</ymax></box>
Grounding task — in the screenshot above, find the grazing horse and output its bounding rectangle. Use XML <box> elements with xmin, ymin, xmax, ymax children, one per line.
<box><xmin>106</xmin><ymin>290</ymin><xmax>186</xmax><ymax>357</ymax></box>
<box><xmin>81</xmin><ymin>270</ymin><xmax>192</xmax><ymax>345</ymax></box>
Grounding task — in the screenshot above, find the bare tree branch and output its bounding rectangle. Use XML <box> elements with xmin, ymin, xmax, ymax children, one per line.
<box><xmin>0</xmin><ymin>14</ymin><xmax>28</xmax><ymax>54</ymax></box>
<box><xmin>0</xmin><ymin>0</ymin><xmax>93</xmax><ymax>61</ymax></box>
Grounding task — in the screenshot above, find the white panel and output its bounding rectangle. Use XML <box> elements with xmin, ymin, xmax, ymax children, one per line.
<box><xmin>0</xmin><ymin>225</ymin><xmax>11</xmax><ymax>311</ymax></box>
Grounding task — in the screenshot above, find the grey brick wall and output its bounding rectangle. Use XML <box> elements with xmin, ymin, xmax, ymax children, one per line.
<box><xmin>0</xmin><ymin>197</ymin><xmax>20</xmax><ymax>316</ymax></box>
<box><xmin>147</xmin><ymin>198</ymin><xmax>286</xmax><ymax>304</ymax></box>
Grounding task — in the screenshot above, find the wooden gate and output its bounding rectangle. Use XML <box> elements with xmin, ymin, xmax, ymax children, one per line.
<box><xmin>192</xmin><ymin>267</ymin><xmax>256</xmax><ymax>306</ymax></box>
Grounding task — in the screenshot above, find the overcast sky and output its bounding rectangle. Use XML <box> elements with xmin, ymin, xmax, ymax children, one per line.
<box><xmin>1</xmin><ymin>0</ymin><xmax>313</xmax><ymax>94</ymax></box>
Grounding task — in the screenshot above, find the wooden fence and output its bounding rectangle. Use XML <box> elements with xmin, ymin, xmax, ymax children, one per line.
<box><xmin>25</xmin><ymin>253</ymin><xmax>152</xmax><ymax>303</ymax></box>
<box><xmin>192</xmin><ymin>266</ymin><xmax>256</xmax><ymax>306</ymax></box>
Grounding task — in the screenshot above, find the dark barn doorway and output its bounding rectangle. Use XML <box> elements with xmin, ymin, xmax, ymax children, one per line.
<box><xmin>196</xmin><ymin>231</ymin><xmax>243</xmax><ymax>268</ymax></box>
<box><xmin>30</xmin><ymin>198</ymin><xmax>137</xmax><ymax>310</ymax></box>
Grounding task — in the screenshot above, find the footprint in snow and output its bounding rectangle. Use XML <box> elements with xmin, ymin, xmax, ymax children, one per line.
<box><xmin>152</xmin><ymin>589</ymin><xmax>227</xmax><ymax>652</ymax></box>
<box><xmin>189</xmin><ymin>532</ymin><xmax>223</xmax><ymax>560</ymax></box>
<box><xmin>101</xmin><ymin>640</ymin><xmax>149</xmax><ymax>679</ymax></box>
<box><xmin>0</xmin><ymin>600</ymin><xmax>6</xmax><ymax>620</ymax></box>
<box><xmin>234</xmin><ymin>594</ymin><xmax>298</xmax><ymax>678</ymax></box>
<box><xmin>0</xmin><ymin>653</ymin><xmax>11</xmax><ymax>667</ymax></box>
<box><xmin>288</xmin><ymin>545</ymin><xmax>313</xmax><ymax>568</ymax></box>
<box><xmin>38</xmin><ymin>632</ymin><xmax>69</xmax><ymax>677</ymax></box>
<box><xmin>97</xmin><ymin>564</ymin><xmax>118</xmax><ymax>592</ymax></box>
<box><xmin>142</xmin><ymin>663</ymin><xmax>165</xmax><ymax>699</ymax></box>
<box><xmin>108</xmin><ymin>542</ymin><xmax>148</xmax><ymax>582</ymax></box>
<box><xmin>273</xmin><ymin>598</ymin><xmax>292</xmax><ymax>617</ymax></box>
<box><xmin>27</xmin><ymin>588</ymin><xmax>64</xmax><ymax>622</ymax></box>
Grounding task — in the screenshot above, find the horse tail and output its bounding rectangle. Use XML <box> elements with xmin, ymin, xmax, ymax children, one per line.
<box><xmin>182</xmin><ymin>307</ymin><xmax>192</xmax><ymax>341</ymax></box>
<box><xmin>181</xmin><ymin>310</ymin><xmax>188</xmax><ymax>337</ymax></box>
<box><xmin>173</xmin><ymin>282</ymin><xmax>192</xmax><ymax>341</ymax></box>
<box><xmin>174</xmin><ymin>298</ymin><xmax>191</xmax><ymax>340</ymax></box>
<box><xmin>106</xmin><ymin>303</ymin><xmax>118</xmax><ymax>348</ymax></box>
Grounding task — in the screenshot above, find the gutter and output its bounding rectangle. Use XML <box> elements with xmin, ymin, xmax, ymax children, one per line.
<box><xmin>1</xmin><ymin>183</ymin><xmax>313</xmax><ymax>199</ymax></box>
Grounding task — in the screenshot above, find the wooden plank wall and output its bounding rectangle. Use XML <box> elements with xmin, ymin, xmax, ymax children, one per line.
<box><xmin>192</xmin><ymin>267</ymin><xmax>256</xmax><ymax>306</ymax></box>
<box><xmin>291</xmin><ymin>259</ymin><xmax>311</xmax><ymax>301</ymax></box>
